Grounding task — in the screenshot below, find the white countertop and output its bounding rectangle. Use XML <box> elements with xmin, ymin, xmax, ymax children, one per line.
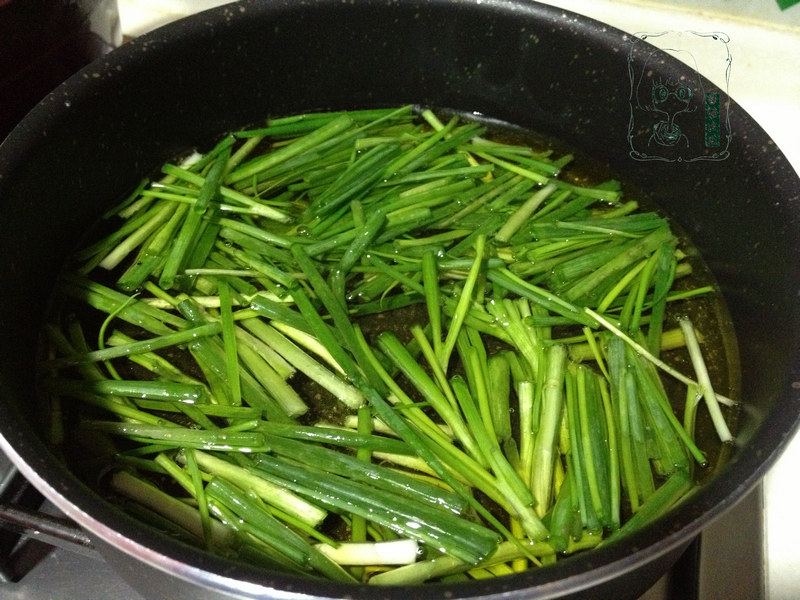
<box><xmin>117</xmin><ymin>2</ymin><xmax>800</xmax><ymax>597</ymax></box>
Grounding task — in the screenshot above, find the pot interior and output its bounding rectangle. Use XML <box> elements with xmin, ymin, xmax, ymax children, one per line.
<box><xmin>1</xmin><ymin>1</ymin><xmax>799</xmax><ymax>599</ymax></box>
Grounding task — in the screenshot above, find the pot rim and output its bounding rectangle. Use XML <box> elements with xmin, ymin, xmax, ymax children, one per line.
<box><xmin>2</xmin><ymin>0</ymin><xmax>800</xmax><ymax>597</ymax></box>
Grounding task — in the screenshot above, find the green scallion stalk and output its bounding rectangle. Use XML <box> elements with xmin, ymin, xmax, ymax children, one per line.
<box><xmin>679</xmin><ymin>318</ymin><xmax>733</xmax><ymax>443</ymax></box>
<box><xmin>60</xmin><ymin>275</ymin><xmax>186</xmax><ymax>333</ymax></box>
<box><xmin>132</xmin><ymin>399</ymin><xmax>261</xmax><ymax>421</ymax></box>
<box><xmin>472</xmin><ymin>151</ymin><xmax>550</xmax><ymax>185</ymax></box>
<box><xmin>251</xmin><ymin>453</ymin><xmax>501</xmax><ymax>564</ymax></box>
<box><xmin>330</xmin><ymin>209</ymin><xmax>387</xmax><ymax>303</ymax></box>
<box><xmin>369</xmin><ymin>536</ymin><xmax>587</xmax><ymax>585</ymax></box>
<box><xmin>218</xmin><ymin>280</ymin><xmax>242</xmax><ymax>407</ymax></box>
<box><xmin>258</xmin><ymin>421</ymin><xmax>414</xmax><ymax>456</ymax></box>
<box><xmin>226</xmin><ymin>114</ymin><xmax>355</xmax><ymax>185</ymax></box>
<box><xmin>159</xmin><ymin>145</ymin><xmax>231</xmax><ymax>289</ymax></box>
<box><xmin>98</xmin><ymin>201</ymin><xmax>178</xmax><ymax>271</ymax></box>
<box><xmin>377</xmin><ymin>331</ymin><xmax>483</xmax><ymax>464</ymax></box>
<box><xmin>422</xmin><ymin>250</ymin><xmax>443</xmax><ymax>359</ymax></box>
<box><xmin>450</xmin><ymin>373</ymin><xmax>548</xmax><ymax>541</ymax></box>
<box><xmin>263</xmin><ymin>433</ymin><xmax>466</xmax><ymax>515</ymax></box>
<box><xmin>438</xmin><ymin>234</ymin><xmax>486</xmax><ymax>372</ymax></box>
<box><xmin>562</xmin><ymin>227</ymin><xmax>675</xmax><ymax>303</ymax></box>
<box><xmin>234</xmin><ymin>326</ymin><xmax>295</xmax><ymax>380</ymax></box>
<box><xmin>89</xmin><ymin>421</ymin><xmax>266</xmax><ymax>450</ymax></box>
<box><xmin>575</xmin><ymin>366</ymin><xmax>612</xmax><ymax>527</ymax></box>
<box><xmin>315</xmin><ymin>539</ymin><xmax>419</xmax><ymax>566</ymax></box>
<box><xmin>487</xmin><ymin>353</ymin><xmax>512</xmax><ymax>443</ymax></box>
<box><xmin>290</xmin><ymin>244</ymin><xmax>383</xmax><ymax>389</ymax></box>
<box><xmin>624</xmin><ymin>368</ymin><xmax>656</xmax><ymax>506</ymax></box>
<box><xmin>351</xmin><ymin>406</ymin><xmax>376</xmax><ymax>577</ymax></box>
<box><xmin>240</xmin><ymin>319</ymin><xmax>364</xmax><ymax>409</ymax></box>
<box><xmin>530</xmin><ymin>344</ymin><xmax>567</xmax><ymax>517</ymax></box>
<box><xmin>206</xmin><ymin>477</ymin><xmax>356</xmax><ymax>583</ymax></box>
<box><xmin>495</xmin><ymin>182</ymin><xmax>558</xmax><ymax>243</ymax></box>
<box><xmin>647</xmin><ymin>244</ymin><xmax>678</xmax><ymax>356</ymax></box>
<box><xmin>45</xmin><ymin>321</ymin><xmax>222</xmax><ymax>370</ymax></box>
<box><xmin>608</xmin><ymin>468</ymin><xmax>692</xmax><ymax>540</ymax></box>
<box><xmin>598</xmin><ymin>376</ymin><xmax>621</xmax><ymax>530</ymax></box>
<box><xmin>49</xmin><ymin>378</ymin><xmax>207</xmax><ymax>403</ymax></box>
<box><xmin>110</xmin><ymin>470</ymin><xmax>234</xmax><ymax>548</ymax></box>
<box><xmin>184</xmin><ymin>450</ymin><xmax>327</xmax><ymax>527</ymax></box>
<box><xmin>236</xmin><ymin>342</ymin><xmax>308</xmax><ymax>418</ymax></box>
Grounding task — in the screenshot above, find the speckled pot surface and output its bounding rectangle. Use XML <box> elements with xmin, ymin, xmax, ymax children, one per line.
<box><xmin>1</xmin><ymin>1</ymin><xmax>799</xmax><ymax>599</ymax></box>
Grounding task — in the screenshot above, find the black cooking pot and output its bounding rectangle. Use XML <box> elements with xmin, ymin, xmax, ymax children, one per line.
<box><xmin>1</xmin><ymin>1</ymin><xmax>799</xmax><ymax>599</ymax></box>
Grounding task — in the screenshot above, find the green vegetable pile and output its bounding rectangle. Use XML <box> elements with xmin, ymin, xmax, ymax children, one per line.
<box><xmin>39</xmin><ymin>106</ymin><xmax>736</xmax><ymax>584</ymax></box>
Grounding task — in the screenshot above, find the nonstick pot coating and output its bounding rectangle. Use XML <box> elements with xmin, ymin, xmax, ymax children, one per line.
<box><xmin>1</xmin><ymin>1</ymin><xmax>799</xmax><ymax>599</ymax></box>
